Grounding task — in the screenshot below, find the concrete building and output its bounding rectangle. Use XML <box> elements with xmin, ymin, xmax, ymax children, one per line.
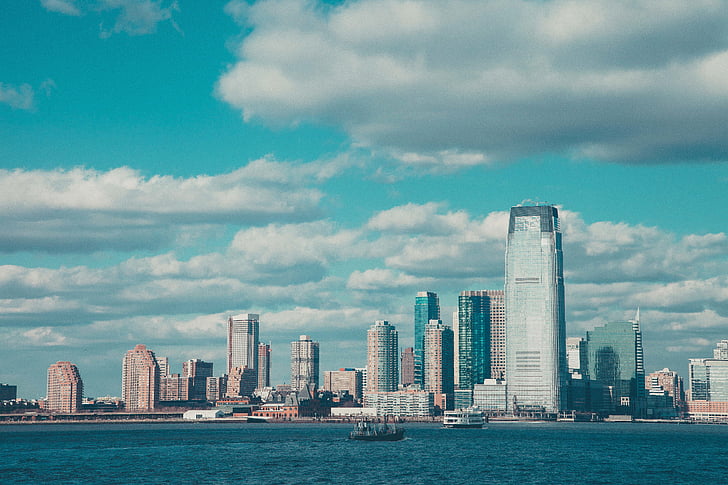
<box><xmin>486</xmin><ymin>290</ymin><xmax>506</xmax><ymax>380</ymax></box>
<box><xmin>473</xmin><ymin>379</ymin><xmax>507</xmax><ymax>414</ymax></box>
<box><xmin>160</xmin><ymin>374</ymin><xmax>191</xmax><ymax>401</ymax></box>
<box><xmin>324</xmin><ymin>368</ymin><xmax>363</xmax><ymax>400</ymax></box>
<box><xmin>424</xmin><ymin>320</ymin><xmax>454</xmax><ymax>410</ymax></box>
<box><xmin>257</xmin><ymin>343</ymin><xmax>271</xmax><ymax>390</ymax></box>
<box><xmin>46</xmin><ymin>361</ymin><xmax>83</xmax><ymax>413</ymax></box>
<box><xmin>567</xmin><ymin>337</ymin><xmax>589</xmax><ymax>378</ymax></box>
<box><xmin>414</xmin><ymin>291</ymin><xmax>440</xmax><ymax>388</ymax></box>
<box><xmin>206</xmin><ymin>376</ymin><xmax>227</xmax><ymax>402</ymax></box>
<box><xmin>226</xmin><ymin>366</ymin><xmax>257</xmax><ymax>398</ymax></box>
<box><xmin>182</xmin><ymin>359</ymin><xmax>213</xmax><ymax>400</ymax></box>
<box><xmin>367</xmin><ymin>320</ymin><xmax>399</xmax><ymax>392</ymax></box>
<box><xmin>291</xmin><ymin>335</ymin><xmax>319</xmax><ymax>392</ymax></box>
<box><xmin>0</xmin><ymin>383</ymin><xmax>17</xmax><ymax>401</ymax></box>
<box><xmin>646</xmin><ymin>368</ymin><xmax>684</xmax><ymax>408</ymax></box>
<box><xmin>401</xmin><ymin>347</ymin><xmax>415</xmax><ymax>388</ymax></box>
<box><xmin>227</xmin><ymin>314</ymin><xmax>259</xmax><ymax>376</ymax></box>
<box><xmin>122</xmin><ymin>344</ymin><xmax>160</xmax><ymax>411</ymax></box>
<box><xmin>364</xmin><ymin>390</ymin><xmax>434</xmax><ymax>417</ymax></box>
<box><xmin>505</xmin><ymin>205</ymin><xmax>566</xmax><ymax>414</ymax></box>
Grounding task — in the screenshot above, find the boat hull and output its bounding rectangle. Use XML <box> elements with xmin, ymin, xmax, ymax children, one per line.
<box><xmin>349</xmin><ymin>429</ymin><xmax>405</xmax><ymax>441</ymax></box>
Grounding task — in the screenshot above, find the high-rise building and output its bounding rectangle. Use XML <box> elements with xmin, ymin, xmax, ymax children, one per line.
<box><xmin>567</xmin><ymin>337</ymin><xmax>589</xmax><ymax>378</ymax></box>
<box><xmin>227</xmin><ymin>314</ymin><xmax>259</xmax><ymax>375</ymax></box>
<box><xmin>46</xmin><ymin>361</ymin><xmax>83</xmax><ymax>413</ymax></box>
<box><xmin>689</xmin><ymin>341</ymin><xmax>728</xmax><ymax>401</ymax></box>
<box><xmin>182</xmin><ymin>359</ymin><xmax>213</xmax><ymax>400</ymax></box>
<box><xmin>226</xmin><ymin>366</ymin><xmax>257</xmax><ymax>398</ymax></box>
<box><xmin>156</xmin><ymin>357</ymin><xmax>169</xmax><ymax>377</ymax></box>
<box><xmin>367</xmin><ymin>320</ymin><xmax>399</xmax><ymax>392</ymax></box>
<box><xmin>424</xmin><ymin>320</ymin><xmax>455</xmax><ymax>410</ymax></box>
<box><xmin>458</xmin><ymin>291</ymin><xmax>491</xmax><ymax>390</ymax></box>
<box><xmin>505</xmin><ymin>204</ymin><xmax>566</xmax><ymax>414</ymax></box>
<box><xmin>324</xmin><ymin>368</ymin><xmax>363</xmax><ymax>400</ymax></box>
<box><xmin>401</xmin><ymin>347</ymin><xmax>415</xmax><ymax>387</ymax></box>
<box><xmin>586</xmin><ymin>319</ymin><xmax>646</xmax><ymax>416</ymax></box>
<box><xmin>486</xmin><ymin>290</ymin><xmax>506</xmax><ymax>380</ymax></box>
<box><xmin>258</xmin><ymin>343</ymin><xmax>271</xmax><ymax>390</ymax></box>
<box><xmin>452</xmin><ymin>311</ymin><xmax>459</xmax><ymax>387</ymax></box>
<box><xmin>206</xmin><ymin>376</ymin><xmax>227</xmax><ymax>402</ymax></box>
<box><xmin>0</xmin><ymin>383</ymin><xmax>17</xmax><ymax>401</ymax></box>
<box><xmin>291</xmin><ymin>335</ymin><xmax>319</xmax><ymax>392</ymax></box>
<box><xmin>122</xmin><ymin>344</ymin><xmax>160</xmax><ymax>411</ymax></box>
<box><xmin>160</xmin><ymin>374</ymin><xmax>191</xmax><ymax>401</ymax></box>
<box><xmin>414</xmin><ymin>291</ymin><xmax>440</xmax><ymax>388</ymax></box>
<box><xmin>646</xmin><ymin>368</ymin><xmax>684</xmax><ymax>407</ymax></box>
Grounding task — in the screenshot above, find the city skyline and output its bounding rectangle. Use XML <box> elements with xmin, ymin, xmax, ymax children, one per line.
<box><xmin>2</xmin><ymin>1</ymin><xmax>727</xmax><ymax>399</ymax></box>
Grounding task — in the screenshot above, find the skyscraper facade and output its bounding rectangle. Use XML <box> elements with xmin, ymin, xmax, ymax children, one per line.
<box><xmin>122</xmin><ymin>344</ymin><xmax>160</xmax><ymax>411</ymax></box>
<box><xmin>367</xmin><ymin>320</ymin><xmax>399</xmax><ymax>392</ymax></box>
<box><xmin>414</xmin><ymin>291</ymin><xmax>440</xmax><ymax>388</ymax></box>
<box><xmin>505</xmin><ymin>205</ymin><xmax>566</xmax><ymax>413</ymax></box>
<box><xmin>324</xmin><ymin>368</ymin><xmax>363</xmax><ymax>399</ymax></box>
<box><xmin>182</xmin><ymin>359</ymin><xmax>213</xmax><ymax>400</ymax></box>
<box><xmin>486</xmin><ymin>290</ymin><xmax>506</xmax><ymax>380</ymax></box>
<box><xmin>689</xmin><ymin>341</ymin><xmax>728</xmax><ymax>401</ymax></box>
<box><xmin>424</xmin><ymin>320</ymin><xmax>455</xmax><ymax>410</ymax></box>
<box><xmin>458</xmin><ymin>291</ymin><xmax>491</xmax><ymax>390</ymax></box>
<box><xmin>227</xmin><ymin>314</ymin><xmax>259</xmax><ymax>375</ymax></box>
<box><xmin>258</xmin><ymin>343</ymin><xmax>271</xmax><ymax>389</ymax></box>
<box><xmin>291</xmin><ymin>335</ymin><xmax>320</xmax><ymax>392</ymax></box>
<box><xmin>46</xmin><ymin>361</ymin><xmax>83</xmax><ymax>413</ymax></box>
<box><xmin>401</xmin><ymin>347</ymin><xmax>415</xmax><ymax>387</ymax></box>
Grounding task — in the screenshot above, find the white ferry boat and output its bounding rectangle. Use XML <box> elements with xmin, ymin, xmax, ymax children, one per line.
<box><xmin>443</xmin><ymin>407</ymin><xmax>486</xmax><ymax>428</ymax></box>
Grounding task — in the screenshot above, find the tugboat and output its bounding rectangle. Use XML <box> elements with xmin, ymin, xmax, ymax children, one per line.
<box><xmin>443</xmin><ymin>407</ymin><xmax>486</xmax><ymax>428</ymax></box>
<box><xmin>349</xmin><ymin>419</ymin><xmax>405</xmax><ymax>441</ymax></box>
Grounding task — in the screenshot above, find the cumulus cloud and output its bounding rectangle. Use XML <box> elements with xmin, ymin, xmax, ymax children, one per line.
<box><xmin>0</xmin><ymin>160</ymin><xmax>337</xmax><ymax>253</ymax></box>
<box><xmin>218</xmin><ymin>0</ymin><xmax>728</xmax><ymax>166</ymax></box>
<box><xmin>40</xmin><ymin>0</ymin><xmax>81</xmax><ymax>16</ymax></box>
<box><xmin>0</xmin><ymin>82</ymin><xmax>35</xmax><ymax>110</ymax></box>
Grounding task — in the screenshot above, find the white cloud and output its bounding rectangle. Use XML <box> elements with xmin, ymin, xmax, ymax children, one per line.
<box><xmin>218</xmin><ymin>0</ymin><xmax>728</xmax><ymax>165</ymax></box>
<box><xmin>0</xmin><ymin>82</ymin><xmax>35</xmax><ymax>110</ymax></box>
<box><xmin>40</xmin><ymin>0</ymin><xmax>81</xmax><ymax>16</ymax></box>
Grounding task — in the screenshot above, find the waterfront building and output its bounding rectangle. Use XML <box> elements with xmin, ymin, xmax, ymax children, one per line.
<box><xmin>257</xmin><ymin>343</ymin><xmax>271</xmax><ymax>390</ymax></box>
<box><xmin>0</xmin><ymin>383</ymin><xmax>17</xmax><ymax>401</ymax></box>
<box><xmin>182</xmin><ymin>359</ymin><xmax>213</xmax><ymax>400</ymax></box>
<box><xmin>160</xmin><ymin>374</ymin><xmax>191</xmax><ymax>401</ymax></box>
<box><xmin>122</xmin><ymin>344</ymin><xmax>160</xmax><ymax>411</ymax></box>
<box><xmin>458</xmin><ymin>291</ymin><xmax>491</xmax><ymax>390</ymax></box>
<box><xmin>414</xmin><ymin>291</ymin><xmax>440</xmax><ymax>388</ymax></box>
<box><xmin>367</xmin><ymin>320</ymin><xmax>399</xmax><ymax>392</ymax></box>
<box><xmin>46</xmin><ymin>361</ymin><xmax>83</xmax><ymax>413</ymax></box>
<box><xmin>454</xmin><ymin>389</ymin><xmax>473</xmax><ymax>409</ymax></box>
<box><xmin>646</xmin><ymin>368</ymin><xmax>684</xmax><ymax>408</ymax></box>
<box><xmin>586</xmin><ymin>317</ymin><xmax>646</xmax><ymax>417</ymax></box>
<box><xmin>505</xmin><ymin>204</ymin><xmax>566</xmax><ymax>414</ymax></box>
<box><xmin>227</xmin><ymin>314</ymin><xmax>259</xmax><ymax>376</ymax></box>
<box><xmin>401</xmin><ymin>347</ymin><xmax>415</xmax><ymax>387</ymax></box>
<box><xmin>206</xmin><ymin>375</ymin><xmax>227</xmax><ymax>402</ymax></box>
<box><xmin>567</xmin><ymin>337</ymin><xmax>589</xmax><ymax>378</ymax></box>
<box><xmin>291</xmin><ymin>335</ymin><xmax>320</xmax><ymax>392</ymax></box>
<box><xmin>473</xmin><ymin>379</ymin><xmax>507</xmax><ymax>414</ymax></box>
<box><xmin>452</xmin><ymin>311</ymin><xmax>459</xmax><ymax>387</ymax></box>
<box><xmin>324</xmin><ymin>368</ymin><xmax>363</xmax><ymax>400</ymax></box>
<box><xmin>364</xmin><ymin>390</ymin><xmax>434</xmax><ymax>417</ymax></box>
<box><xmin>226</xmin><ymin>366</ymin><xmax>257</xmax><ymax>398</ymax></box>
<box><xmin>487</xmin><ymin>290</ymin><xmax>506</xmax><ymax>380</ymax></box>
<box><xmin>689</xmin><ymin>341</ymin><xmax>728</xmax><ymax>401</ymax></box>
<box><xmin>424</xmin><ymin>320</ymin><xmax>454</xmax><ymax>410</ymax></box>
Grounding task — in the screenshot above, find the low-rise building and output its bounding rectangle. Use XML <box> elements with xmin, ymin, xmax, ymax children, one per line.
<box><xmin>364</xmin><ymin>390</ymin><xmax>433</xmax><ymax>417</ymax></box>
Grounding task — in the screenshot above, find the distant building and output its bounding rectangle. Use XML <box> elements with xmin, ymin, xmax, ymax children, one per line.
<box><xmin>291</xmin><ymin>335</ymin><xmax>319</xmax><ymax>392</ymax></box>
<box><xmin>160</xmin><ymin>374</ymin><xmax>191</xmax><ymax>401</ymax></box>
<box><xmin>46</xmin><ymin>361</ymin><xmax>83</xmax><ymax>413</ymax></box>
<box><xmin>401</xmin><ymin>347</ymin><xmax>415</xmax><ymax>387</ymax></box>
<box><xmin>646</xmin><ymin>368</ymin><xmax>684</xmax><ymax>408</ymax></box>
<box><xmin>367</xmin><ymin>320</ymin><xmax>399</xmax><ymax>392</ymax></box>
<box><xmin>414</xmin><ymin>291</ymin><xmax>440</xmax><ymax>388</ymax></box>
<box><xmin>257</xmin><ymin>343</ymin><xmax>271</xmax><ymax>390</ymax></box>
<box><xmin>473</xmin><ymin>379</ymin><xmax>507</xmax><ymax>414</ymax></box>
<box><xmin>182</xmin><ymin>359</ymin><xmax>213</xmax><ymax>400</ymax></box>
<box><xmin>364</xmin><ymin>390</ymin><xmax>434</xmax><ymax>417</ymax></box>
<box><xmin>567</xmin><ymin>337</ymin><xmax>589</xmax><ymax>378</ymax></box>
<box><xmin>226</xmin><ymin>366</ymin><xmax>257</xmax><ymax>398</ymax></box>
<box><xmin>486</xmin><ymin>290</ymin><xmax>506</xmax><ymax>380</ymax></box>
<box><xmin>227</xmin><ymin>314</ymin><xmax>259</xmax><ymax>376</ymax></box>
<box><xmin>689</xmin><ymin>340</ymin><xmax>728</xmax><ymax>401</ymax></box>
<box><xmin>0</xmin><ymin>383</ymin><xmax>17</xmax><ymax>401</ymax></box>
<box><xmin>324</xmin><ymin>368</ymin><xmax>363</xmax><ymax>400</ymax></box>
<box><xmin>206</xmin><ymin>376</ymin><xmax>227</xmax><ymax>402</ymax></box>
<box><xmin>424</xmin><ymin>320</ymin><xmax>454</xmax><ymax>410</ymax></box>
<box><xmin>122</xmin><ymin>344</ymin><xmax>160</xmax><ymax>411</ymax></box>
<box><xmin>458</xmin><ymin>290</ymin><xmax>491</xmax><ymax>390</ymax></box>
<box><xmin>505</xmin><ymin>205</ymin><xmax>566</xmax><ymax>414</ymax></box>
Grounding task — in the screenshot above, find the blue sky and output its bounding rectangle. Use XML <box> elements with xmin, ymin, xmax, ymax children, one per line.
<box><xmin>1</xmin><ymin>0</ymin><xmax>727</xmax><ymax>398</ymax></box>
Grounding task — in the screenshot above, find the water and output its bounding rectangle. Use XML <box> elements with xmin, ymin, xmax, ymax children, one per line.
<box><xmin>2</xmin><ymin>421</ymin><xmax>726</xmax><ymax>484</ymax></box>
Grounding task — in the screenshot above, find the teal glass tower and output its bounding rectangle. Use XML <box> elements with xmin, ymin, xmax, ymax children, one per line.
<box><xmin>505</xmin><ymin>205</ymin><xmax>566</xmax><ymax>414</ymax></box>
<box><xmin>414</xmin><ymin>291</ymin><xmax>440</xmax><ymax>388</ymax></box>
<box><xmin>458</xmin><ymin>291</ymin><xmax>491</xmax><ymax>390</ymax></box>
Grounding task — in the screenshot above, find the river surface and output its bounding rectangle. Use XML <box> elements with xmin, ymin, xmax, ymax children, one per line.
<box><xmin>1</xmin><ymin>421</ymin><xmax>725</xmax><ymax>484</ymax></box>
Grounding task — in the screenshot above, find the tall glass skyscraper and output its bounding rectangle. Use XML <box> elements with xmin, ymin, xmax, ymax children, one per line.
<box><xmin>227</xmin><ymin>314</ymin><xmax>259</xmax><ymax>375</ymax></box>
<box><xmin>458</xmin><ymin>291</ymin><xmax>491</xmax><ymax>390</ymax></box>
<box><xmin>414</xmin><ymin>291</ymin><xmax>440</xmax><ymax>388</ymax></box>
<box><xmin>505</xmin><ymin>205</ymin><xmax>566</xmax><ymax>413</ymax></box>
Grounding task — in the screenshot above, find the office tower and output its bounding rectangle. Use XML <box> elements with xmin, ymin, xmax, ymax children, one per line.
<box><xmin>0</xmin><ymin>383</ymin><xmax>17</xmax><ymax>401</ymax></box>
<box><xmin>227</xmin><ymin>314</ymin><xmax>259</xmax><ymax>375</ymax></box>
<box><xmin>122</xmin><ymin>344</ymin><xmax>160</xmax><ymax>411</ymax></box>
<box><xmin>46</xmin><ymin>361</ymin><xmax>83</xmax><ymax>413</ymax></box>
<box><xmin>182</xmin><ymin>359</ymin><xmax>213</xmax><ymax>400</ymax></box>
<box><xmin>452</xmin><ymin>311</ymin><xmax>459</xmax><ymax>387</ymax></box>
<box><xmin>258</xmin><ymin>343</ymin><xmax>271</xmax><ymax>389</ymax></box>
<box><xmin>567</xmin><ymin>337</ymin><xmax>589</xmax><ymax>377</ymax></box>
<box><xmin>206</xmin><ymin>376</ymin><xmax>227</xmax><ymax>402</ymax></box>
<box><xmin>586</xmin><ymin>319</ymin><xmax>646</xmax><ymax>416</ymax></box>
<box><xmin>414</xmin><ymin>291</ymin><xmax>440</xmax><ymax>388</ymax></box>
<box><xmin>367</xmin><ymin>320</ymin><xmax>399</xmax><ymax>392</ymax></box>
<box><xmin>486</xmin><ymin>290</ymin><xmax>506</xmax><ymax>379</ymax></box>
<box><xmin>156</xmin><ymin>356</ymin><xmax>169</xmax><ymax>378</ymax></box>
<box><xmin>401</xmin><ymin>347</ymin><xmax>415</xmax><ymax>387</ymax></box>
<box><xmin>689</xmin><ymin>341</ymin><xmax>728</xmax><ymax>401</ymax></box>
<box><xmin>646</xmin><ymin>368</ymin><xmax>684</xmax><ymax>407</ymax></box>
<box><xmin>160</xmin><ymin>374</ymin><xmax>191</xmax><ymax>401</ymax></box>
<box><xmin>505</xmin><ymin>204</ymin><xmax>566</xmax><ymax>414</ymax></box>
<box><xmin>291</xmin><ymin>335</ymin><xmax>319</xmax><ymax>392</ymax></box>
<box><xmin>458</xmin><ymin>291</ymin><xmax>491</xmax><ymax>390</ymax></box>
<box><xmin>324</xmin><ymin>368</ymin><xmax>363</xmax><ymax>400</ymax></box>
<box><xmin>424</xmin><ymin>320</ymin><xmax>455</xmax><ymax>410</ymax></box>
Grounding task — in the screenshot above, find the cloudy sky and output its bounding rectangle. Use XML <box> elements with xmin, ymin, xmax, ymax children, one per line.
<box><xmin>2</xmin><ymin>0</ymin><xmax>727</xmax><ymax>399</ymax></box>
